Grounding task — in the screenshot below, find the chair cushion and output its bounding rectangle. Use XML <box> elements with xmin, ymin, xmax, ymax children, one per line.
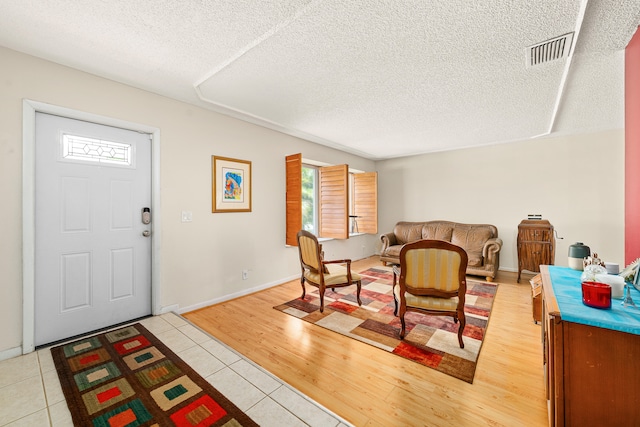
<box><xmin>393</xmin><ymin>285</ymin><xmax>460</xmax><ymax>311</ymax></box>
<box><xmin>404</xmin><ymin>247</ymin><xmax>462</xmax><ymax>292</ymax></box>
<box><xmin>299</xmin><ymin>235</ymin><xmax>321</xmax><ymax>270</ymax></box>
<box><xmin>304</xmin><ymin>265</ymin><xmax>362</xmax><ymax>287</ymax></box>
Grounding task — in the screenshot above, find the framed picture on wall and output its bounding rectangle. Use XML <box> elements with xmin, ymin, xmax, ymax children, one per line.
<box><xmin>212</xmin><ymin>156</ymin><xmax>252</xmax><ymax>213</ymax></box>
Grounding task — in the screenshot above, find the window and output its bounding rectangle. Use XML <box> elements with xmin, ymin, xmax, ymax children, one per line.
<box><xmin>301</xmin><ymin>165</ymin><xmax>318</xmax><ymax>234</ymax></box>
<box><xmin>61</xmin><ymin>134</ymin><xmax>132</xmax><ymax>166</ymax></box>
<box><xmin>286</xmin><ymin>153</ymin><xmax>377</xmax><ymax>245</ymax></box>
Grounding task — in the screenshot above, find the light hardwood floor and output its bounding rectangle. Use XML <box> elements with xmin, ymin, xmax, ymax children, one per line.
<box><xmin>185</xmin><ymin>257</ymin><xmax>548</xmax><ymax>426</ymax></box>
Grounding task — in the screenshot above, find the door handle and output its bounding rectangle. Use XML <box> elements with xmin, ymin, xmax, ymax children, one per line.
<box><xmin>142</xmin><ymin>230</ymin><xmax>151</xmax><ymax>237</ymax></box>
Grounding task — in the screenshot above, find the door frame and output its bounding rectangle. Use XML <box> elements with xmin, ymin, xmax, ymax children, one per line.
<box><xmin>22</xmin><ymin>99</ymin><xmax>162</xmax><ymax>354</ymax></box>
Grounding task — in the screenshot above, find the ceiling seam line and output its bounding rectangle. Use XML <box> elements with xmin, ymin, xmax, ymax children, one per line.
<box><xmin>188</xmin><ymin>87</ymin><xmax>378</xmax><ymax>160</ymax></box>
<box><xmin>545</xmin><ymin>0</ymin><xmax>589</xmax><ymax>136</ymax></box>
<box><xmin>193</xmin><ymin>0</ymin><xmax>325</xmax><ymax>89</ymax></box>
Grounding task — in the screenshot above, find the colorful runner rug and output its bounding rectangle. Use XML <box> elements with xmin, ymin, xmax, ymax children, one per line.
<box><xmin>51</xmin><ymin>323</ymin><xmax>257</xmax><ymax>426</ymax></box>
<box><xmin>275</xmin><ymin>267</ymin><xmax>497</xmax><ymax>383</ymax></box>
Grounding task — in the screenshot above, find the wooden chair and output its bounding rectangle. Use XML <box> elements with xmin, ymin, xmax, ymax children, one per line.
<box><xmin>296</xmin><ymin>230</ymin><xmax>362</xmax><ymax>312</ymax></box>
<box><xmin>393</xmin><ymin>239</ymin><xmax>468</xmax><ymax>347</ymax></box>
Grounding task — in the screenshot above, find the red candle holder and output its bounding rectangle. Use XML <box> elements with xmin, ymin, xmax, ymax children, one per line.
<box><xmin>582</xmin><ymin>281</ymin><xmax>612</xmax><ymax>309</ymax></box>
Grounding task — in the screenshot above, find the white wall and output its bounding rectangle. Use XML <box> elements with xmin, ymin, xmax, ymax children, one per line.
<box><xmin>0</xmin><ymin>47</ymin><xmax>378</xmax><ymax>357</ymax></box>
<box><xmin>376</xmin><ymin>132</ymin><xmax>625</xmax><ymax>272</ymax></box>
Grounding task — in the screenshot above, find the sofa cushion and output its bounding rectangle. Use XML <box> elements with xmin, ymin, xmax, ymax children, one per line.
<box><xmin>451</xmin><ymin>226</ymin><xmax>493</xmax><ymax>267</ymax></box>
<box><xmin>421</xmin><ymin>223</ymin><xmax>453</xmax><ymax>241</ymax></box>
<box><xmin>393</xmin><ymin>223</ymin><xmax>424</xmax><ymax>245</ymax></box>
<box><xmin>384</xmin><ymin>245</ymin><xmax>403</xmax><ymax>259</ymax></box>
<box><xmin>381</xmin><ymin>221</ymin><xmax>502</xmax><ymax>279</ymax></box>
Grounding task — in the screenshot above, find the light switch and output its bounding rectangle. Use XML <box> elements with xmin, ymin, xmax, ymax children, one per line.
<box><xmin>181</xmin><ymin>211</ymin><xmax>193</xmax><ymax>222</ymax></box>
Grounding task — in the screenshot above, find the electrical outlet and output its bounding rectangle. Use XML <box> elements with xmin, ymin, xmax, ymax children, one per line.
<box><xmin>242</xmin><ymin>269</ymin><xmax>249</xmax><ymax>280</ymax></box>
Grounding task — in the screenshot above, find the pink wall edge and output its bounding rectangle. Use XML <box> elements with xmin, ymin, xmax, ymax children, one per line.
<box><xmin>626</xmin><ymin>26</ymin><xmax>640</xmax><ymax>265</ymax></box>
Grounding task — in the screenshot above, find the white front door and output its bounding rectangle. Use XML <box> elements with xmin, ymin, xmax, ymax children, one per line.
<box><xmin>34</xmin><ymin>113</ymin><xmax>152</xmax><ymax>346</ymax></box>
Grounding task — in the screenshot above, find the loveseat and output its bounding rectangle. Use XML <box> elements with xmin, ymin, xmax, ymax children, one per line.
<box><xmin>380</xmin><ymin>221</ymin><xmax>503</xmax><ymax>281</ymax></box>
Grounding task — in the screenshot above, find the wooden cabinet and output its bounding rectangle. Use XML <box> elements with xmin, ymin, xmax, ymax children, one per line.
<box><xmin>541</xmin><ymin>266</ymin><xmax>640</xmax><ymax>426</ymax></box>
<box><xmin>517</xmin><ymin>219</ymin><xmax>555</xmax><ymax>282</ymax></box>
<box><xmin>530</xmin><ymin>274</ymin><xmax>542</xmax><ymax>323</ymax></box>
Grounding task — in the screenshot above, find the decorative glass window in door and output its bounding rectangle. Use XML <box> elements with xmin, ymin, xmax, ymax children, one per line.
<box><xmin>61</xmin><ymin>134</ymin><xmax>132</xmax><ymax>166</ymax></box>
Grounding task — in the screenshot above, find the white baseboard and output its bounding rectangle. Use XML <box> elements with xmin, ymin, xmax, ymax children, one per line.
<box><xmin>176</xmin><ymin>274</ymin><xmax>300</xmax><ymax>315</ymax></box>
<box><xmin>0</xmin><ymin>346</ymin><xmax>24</xmax><ymax>361</ymax></box>
<box><xmin>160</xmin><ymin>304</ymin><xmax>179</xmax><ymax>314</ymax></box>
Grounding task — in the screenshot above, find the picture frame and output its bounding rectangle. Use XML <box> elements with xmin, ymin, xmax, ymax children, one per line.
<box><xmin>620</xmin><ymin>258</ymin><xmax>639</xmax><ymax>282</ymax></box>
<box><xmin>212</xmin><ymin>156</ymin><xmax>252</xmax><ymax>213</ymax></box>
<box><xmin>634</xmin><ymin>261</ymin><xmax>640</xmax><ymax>291</ymax></box>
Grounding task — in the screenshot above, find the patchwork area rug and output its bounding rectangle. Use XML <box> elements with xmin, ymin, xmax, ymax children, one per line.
<box><xmin>274</xmin><ymin>267</ymin><xmax>497</xmax><ymax>383</ymax></box>
<box><xmin>51</xmin><ymin>323</ymin><xmax>257</xmax><ymax>426</ymax></box>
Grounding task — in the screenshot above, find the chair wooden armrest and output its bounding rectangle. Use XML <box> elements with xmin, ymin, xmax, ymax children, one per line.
<box><xmin>322</xmin><ymin>259</ymin><xmax>352</xmax><ymax>265</ymax></box>
<box><xmin>322</xmin><ymin>259</ymin><xmax>353</xmax><ymax>281</ymax></box>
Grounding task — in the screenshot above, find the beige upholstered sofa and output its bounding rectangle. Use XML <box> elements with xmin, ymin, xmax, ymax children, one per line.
<box><xmin>380</xmin><ymin>221</ymin><xmax>503</xmax><ymax>281</ymax></box>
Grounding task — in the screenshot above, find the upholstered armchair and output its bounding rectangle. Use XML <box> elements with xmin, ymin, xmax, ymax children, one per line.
<box><xmin>393</xmin><ymin>239</ymin><xmax>468</xmax><ymax>348</ymax></box>
<box><xmin>297</xmin><ymin>230</ymin><xmax>362</xmax><ymax>312</ymax></box>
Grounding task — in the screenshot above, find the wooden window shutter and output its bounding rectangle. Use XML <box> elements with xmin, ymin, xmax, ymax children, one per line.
<box><xmin>285</xmin><ymin>153</ymin><xmax>302</xmax><ymax>246</ymax></box>
<box><xmin>319</xmin><ymin>164</ymin><xmax>348</xmax><ymax>239</ymax></box>
<box><xmin>353</xmin><ymin>172</ymin><xmax>378</xmax><ymax>234</ymax></box>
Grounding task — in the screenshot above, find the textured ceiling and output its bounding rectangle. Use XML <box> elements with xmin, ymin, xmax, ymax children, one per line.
<box><xmin>1</xmin><ymin>1</ymin><xmax>639</xmax><ymax>159</ymax></box>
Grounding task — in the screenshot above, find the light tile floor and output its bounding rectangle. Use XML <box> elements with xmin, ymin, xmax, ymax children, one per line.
<box><xmin>0</xmin><ymin>313</ymin><xmax>352</xmax><ymax>427</ymax></box>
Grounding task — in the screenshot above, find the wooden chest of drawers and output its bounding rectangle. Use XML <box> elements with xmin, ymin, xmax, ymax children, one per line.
<box><xmin>541</xmin><ymin>266</ymin><xmax>640</xmax><ymax>426</ymax></box>
<box><xmin>517</xmin><ymin>219</ymin><xmax>555</xmax><ymax>282</ymax></box>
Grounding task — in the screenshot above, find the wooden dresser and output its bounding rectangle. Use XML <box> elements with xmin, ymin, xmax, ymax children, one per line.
<box><xmin>541</xmin><ymin>265</ymin><xmax>640</xmax><ymax>426</ymax></box>
<box><xmin>517</xmin><ymin>219</ymin><xmax>555</xmax><ymax>282</ymax></box>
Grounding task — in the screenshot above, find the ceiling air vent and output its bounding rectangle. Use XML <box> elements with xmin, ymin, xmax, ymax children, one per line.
<box><xmin>527</xmin><ymin>33</ymin><xmax>574</xmax><ymax>67</ymax></box>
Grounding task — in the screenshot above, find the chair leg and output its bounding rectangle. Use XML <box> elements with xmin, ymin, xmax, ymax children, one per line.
<box><xmin>319</xmin><ymin>286</ymin><xmax>325</xmax><ymax>313</ymax></box>
<box><xmin>457</xmin><ymin>313</ymin><xmax>466</xmax><ymax>348</ymax></box>
<box><xmin>400</xmin><ymin>314</ymin><xmax>406</xmax><ymax>339</ymax></box>
<box><xmin>392</xmin><ymin>270</ymin><xmax>398</xmax><ymax>316</ymax></box>
<box><xmin>355</xmin><ymin>281</ymin><xmax>362</xmax><ymax>306</ymax></box>
<box><xmin>300</xmin><ymin>276</ymin><xmax>306</xmax><ymax>299</ymax></box>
